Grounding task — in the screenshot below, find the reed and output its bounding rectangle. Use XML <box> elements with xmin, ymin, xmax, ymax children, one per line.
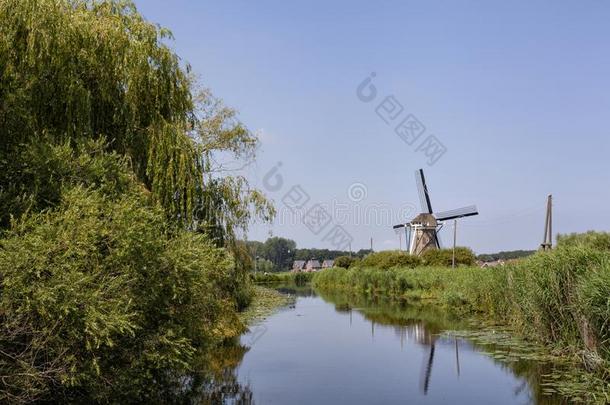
<box><xmin>251</xmin><ymin>271</ymin><xmax>314</xmax><ymax>285</ymax></box>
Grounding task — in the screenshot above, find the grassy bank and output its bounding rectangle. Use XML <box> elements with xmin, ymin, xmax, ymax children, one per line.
<box><xmin>250</xmin><ymin>271</ymin><xmax>314</xmax><ymax>285</ymax></box>
<box><xmin>313</xmin><ymin>244</ymin><xmax>610</xmax><ymax>396</ymax></box>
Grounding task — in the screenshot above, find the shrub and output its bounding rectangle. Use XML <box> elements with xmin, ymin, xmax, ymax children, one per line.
<box><xmin>0</xmin><ymin>186</ymin><xmax>245</xmax><ymax>402</ymax></box>
<box><xmin>421</xmin><ymin>248</ymin><xmax>476</xmax><ymax>267</ymax></box>
<box><xmin>359</xmin><ymin>251</ymin><xmax>422</xmax><ymax>269</ymax></box>
<box><xmin>294</xmin><ymin>272</ymin><xmax>314</xmax><ymax>285</ymax></box>
<box><xmin>334</xmin><ymin>255</ymin><xmax>356</xmax><ymax>268</ymax></box>
<box><xmin>250</xmin><ymin>271</ymin><xmax>314</xmax><ymax>285</ymax></box>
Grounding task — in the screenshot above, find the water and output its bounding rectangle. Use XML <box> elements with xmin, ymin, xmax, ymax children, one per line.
<box><xmin>217</xmin><ymin>287</ymin><xmax>565</xmax><ymax>404</ymax></box>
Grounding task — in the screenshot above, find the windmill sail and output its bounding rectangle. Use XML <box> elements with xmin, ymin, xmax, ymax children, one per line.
<box><xmin>435</xmin><ymin>205</ymin><xmax>479</xmax><ymax>221</ymax></box>
<box><xmin>415</xmin><ymin>169</ymin><xmax>433</xmax><ymax>214</ymax></box>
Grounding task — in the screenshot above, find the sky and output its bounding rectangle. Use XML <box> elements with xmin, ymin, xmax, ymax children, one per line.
<box><xmin>135</xmin><ymin>0</ymin><xmax>610</xmax><ymax>254</ymax></box>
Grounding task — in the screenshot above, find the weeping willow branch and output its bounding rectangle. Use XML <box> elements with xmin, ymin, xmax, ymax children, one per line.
<box><xmin>0</xmin><ymin>0</ymin><xmax>274</xmax><ymax>238</ymax></box>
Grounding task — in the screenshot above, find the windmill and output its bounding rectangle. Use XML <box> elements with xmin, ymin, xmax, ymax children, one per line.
<box><xmin>393</xmin><ymin>169</ymin><xmax>479</xmax><ymax>256</ymax></box>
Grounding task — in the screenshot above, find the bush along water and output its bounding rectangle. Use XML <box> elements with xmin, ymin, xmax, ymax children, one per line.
<box><xmin>0</xmin><ymin>0</ymin><xmax>273</xmax><ymax>401</ymax></box>
<box><xmin>251</xmin><ymin>271</ymin><xmax>314</xmax><ymax>286</ymax></box>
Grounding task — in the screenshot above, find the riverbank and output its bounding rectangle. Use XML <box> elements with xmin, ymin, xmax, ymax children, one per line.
<box><xmin>250</xmin><ymin>271</ymin><xmax>314</xmax><ymax>285</ymax></box>
<box><xmin>313</xmin><ymin>245</ymin><xmax>610</xmax><ymax>403</ymax></box>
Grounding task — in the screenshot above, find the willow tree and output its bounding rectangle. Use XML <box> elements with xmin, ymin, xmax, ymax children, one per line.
<box><xmin>0</xmin><ymin>0</ymin><xmax>272</xmax><ymax>239</ymax></box>
<box><xmin>193</xmin><ymin>87</ymin><xmax>274</xmax><ymax>246</ymax></box>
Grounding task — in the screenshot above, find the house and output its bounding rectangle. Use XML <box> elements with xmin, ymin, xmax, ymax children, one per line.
<box><xmin>292</xmin><ymin>260</ymin><xmax>306</xmax><ymax>272</ymax></box>
<box><xmin>304</xmin><ymin>259</ymin><xmax>321</xmax><ymax>272</ymax></box>
<box><xmin>321</xmin><ymin>259</ymin><xmax>334</xmax><ymax>269</ymax></box>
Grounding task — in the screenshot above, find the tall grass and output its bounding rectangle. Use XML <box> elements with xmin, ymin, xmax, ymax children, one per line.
<box><xmin>250</xmin><ymin>271</ymin><xmax>314</xmax><ymax>285</ymax></box>
<box><xmin>313</xmin><ymin>245</ymin><xmax>610</xmax><ymax>365</ymax></box>
<box><xmin>352</xmin><ymin>248</ymin><xmax>476</xmax><ymax>270</ymax></box>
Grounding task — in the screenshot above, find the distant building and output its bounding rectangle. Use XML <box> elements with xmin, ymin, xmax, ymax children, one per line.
<box><xmin>479</xmin><ymin>259</ymin><xmax>505</xmax><ymax>268</ymax></box>
<box><xmin>292</xmin><ymin>260</ymin><xmax>306</xmax><ymax>272</ymax></box>
<box><xmin>321</xmin><ymin>260</ymin><xmax>334</xmax><ymax>269</ymax></box>
<box><xmin>305</xmin><ymin>259</ymin><xmax>321</xmax><ymax>272</ymax></box>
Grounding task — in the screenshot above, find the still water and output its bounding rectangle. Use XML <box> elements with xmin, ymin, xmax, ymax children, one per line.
<box><xmin>218</xmin><ymin>287</ymin><xmax>564</xmax><ymax>404</ymax></box>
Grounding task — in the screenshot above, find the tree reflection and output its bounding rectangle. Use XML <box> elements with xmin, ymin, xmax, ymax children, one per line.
<box><xmin>175</xmin><ymin>342</ymin><xmax>255</xmax><ymax>404</ymax></box>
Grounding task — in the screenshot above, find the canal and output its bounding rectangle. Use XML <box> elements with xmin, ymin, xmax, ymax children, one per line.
<box><xmin>212</xmin><ymin>286</ymin><xmax>565</xmax><ymax>404</ymax></box>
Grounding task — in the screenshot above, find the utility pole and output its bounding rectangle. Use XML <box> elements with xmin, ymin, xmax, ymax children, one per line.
<box><xmin>541</xmin><ymin>195</ymin><xmax>553</xmax><ymax>251</ymax></box>
<box><xmin>370</xmin><ymin>237</ymin><xmax>373</xmax><ymax>252</ymax></box>
<box><xmin>452</xmin><ymin>219</ymin><xmax>457</xmax><ymax>269</ymax></box>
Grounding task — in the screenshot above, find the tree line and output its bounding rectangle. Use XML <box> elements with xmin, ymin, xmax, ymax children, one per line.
<box><xmin>244</xmin><ymin>237</ymin><xmax>372</xmax><ymax>272</ymax></box>
<box><xmin>476</xmin><ymin>250</ymin><xmax>535</xmax><ymax>262</ymax></box>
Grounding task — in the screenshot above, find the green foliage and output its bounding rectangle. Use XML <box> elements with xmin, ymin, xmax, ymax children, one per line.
<box><xmin>421</xmin><ymin>247</ymin><xmax>476</xmax><ymax>267</ymax></box>
<box><xmin>0</xmin><ymin>0</ymin><xmax>273</xmax><ymax>240</ymax></box>
<box><xmin>245</xmin><ymin>237</ymin><xmax>296</xmax><ymax>272</ymax></box>
<box><xmin>359</xmin><ymin>250</ymin><xmax>422</xmax><ymax>270</ymax></box>
<box><xmin>0</xmin><ymin>184</ymin><xmax>246</xmax><ymax>402</ymax></box>
<box><xmin>0</xmin><ymin>1</ymin><xmax>274</xmax><ymax>401</ymax></box>
<box><xmin>557</xmin><ymin>231</ymin><xmax>610</xmax><ymax>251</ymax></box>
<box><xmin>477</xmin><ymin>249</ymin><xmax>535</xmax><ymax>262</ymax></box>
<box><xmin>245</xmin><ymin>239</ymin><xmax>371</xmax><ymax>272</ymax></box>
<box><xmin>255</xmin><ymin>258</ymin><xmax>275</xmax><ymax>273</ymax></box>
<box><xmin>314</xmin><ymin>266</ymin><xmax>446</xmax><ymax>298</ymax></box>
<box><xmin>334</xmin><ymin>255</ymin><xmax>356</xmax><ymax>269</ymax></box>
<box><xmin>294</xmin><ymin>248</ymin><xmax>371</xmax><ymax>261</ymax></box>
<box><xmin>250</xmin><ymin>272</ymin><xmax>291</xmax><ymax>283</ymax></box>
<box><xmin>1</xmin><ymin>137</ymin><xmax>138</xmax><ymax>222</ymax></box>
<box><xmin>293</xmin><ymin>272</ymin><xmax>314</xmax><ymax>286</ymax></box>
<box><xmin>0</xmin><ymin>0</ymin><xmax>197</xmax><ymax>224</ymax></box>
<box><xmin>250</xmin><ymin>271</ymin><xmax>314</xmax><ymax>285</ymax></box>
<box><xmin>264</xmin><ymin>237</ymin><xmax>297</xmax><ymax>271</ymax></box>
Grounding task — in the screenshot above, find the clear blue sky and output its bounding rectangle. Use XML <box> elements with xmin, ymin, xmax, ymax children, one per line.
<box><xmin>136</xmin><ymin>0</ymin><xmax>610</xmax><ymax>254</ymax></box>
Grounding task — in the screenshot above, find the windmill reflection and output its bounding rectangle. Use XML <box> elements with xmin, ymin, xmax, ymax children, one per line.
<box><xmin>420</xmin><ymin>339</ymin><xmax>435</xmax><ymax>395</ymax></box>
<box><xmin>328</xmin><ymin>291</ymin><xmax>464</xmax><ymax>396</ymax></box>
<box><xmin>397</xmin><ymin>322</ymin><xmax>462</xmax><ymax>395</ymax></box>
<box><xmin>418</xmin><ymin>334</ymin><xmax>460</xmax><ymax>394</ymax></box>
<box><xmin>370</xmin><ymin>315</ymin><xmax>463</xmax><ymax>396</ymax></box>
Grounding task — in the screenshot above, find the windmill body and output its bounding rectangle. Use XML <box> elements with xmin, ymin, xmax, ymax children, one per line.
<box><xmin>409</xmin><ymin>213</ymin><xmax>439</xmax><ymax>255</ymax></box>
<box><xmin>394</xmin><ymin>169</ymin><xmax>479</xmax><ymax>256</ymax></box>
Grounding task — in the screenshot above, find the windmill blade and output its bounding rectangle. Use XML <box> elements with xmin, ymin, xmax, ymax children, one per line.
<box><xmin>436</xmin><ymin>233</ymin><xmax>443</xmax><ymax>249</ymax></box>
<box><xmin>435</xmin><ymin>223</ymin><xmax>444</xmax><ymax>248</ymax></box>
<box><xmin>393</xmin><ymin>224</ymin><xmax>406</xmax><ymax>230</ymax></box>
<box><xmin>415</xmin><ymin>169</ymin><xmax>433</xmax><ymax>214</ymax></box>
<box><xmin>435</xmin><ymin>205</ymin><xmax>479</xmax><ymax>221</ymax></box>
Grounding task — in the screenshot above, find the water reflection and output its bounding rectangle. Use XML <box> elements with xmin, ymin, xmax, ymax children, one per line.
<box><xmin>323</xmin><ymin>291</ymin><xmax>465</xmax><ymax>398</ymax></box>
<box><xmin>320</xmin><ymin>290</ymin><xmax>567</xmax><ymax>404</ymax></box>
<box><xmin>203</xmin><ymin>286</ymin><xmax>567</xmax><ymax>404</ymax></box>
